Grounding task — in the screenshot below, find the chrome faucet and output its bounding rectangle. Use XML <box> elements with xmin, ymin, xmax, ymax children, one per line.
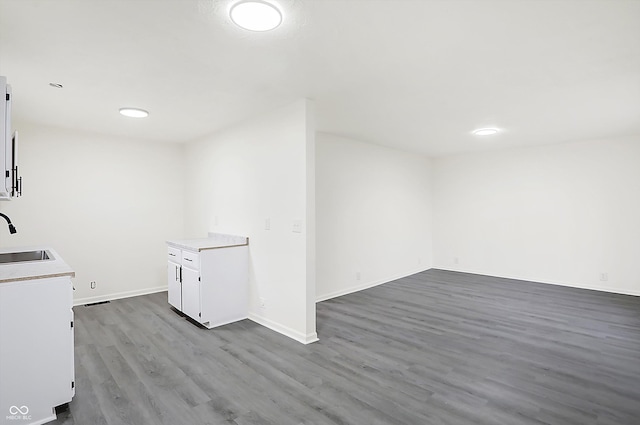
<box><xmin>0</xmin><ymin>213</ymin><xmax>17</xmax><ymax>234</ymax></box>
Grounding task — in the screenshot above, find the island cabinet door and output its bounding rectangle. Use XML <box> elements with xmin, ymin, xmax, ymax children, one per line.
<box><xmin>167</xmin><ymin>260</ymin><xmax>182</xmax><ymax>310</ymax></box>
<box><xmin>181</xmin><ymin>266</ymin><xmax>201</xmax><ymax>322</ymax></box>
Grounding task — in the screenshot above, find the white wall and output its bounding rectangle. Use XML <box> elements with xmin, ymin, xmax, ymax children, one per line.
<box><xmin>0</xmin><ymin>123</ymin><xmax>185</xmax><ymax>304</ymax></box>
<box><xmin>316</xmin><ymin>133</ymin><xmax>433</xmax><ymax>301</ymax></box>
<box><xmin>433</xmin><ymin>137</ymin><xmax>640</xmax><ymax>296</ymax></box>
<box><xmin>5</xmin><ymin>116</ymin><xmax>635</xmax><ymax>345</ymax></box>
<box><xmin>183</xmin><ymin>100</ymin><xmax>317</xmax><ymax>344</ymax></box>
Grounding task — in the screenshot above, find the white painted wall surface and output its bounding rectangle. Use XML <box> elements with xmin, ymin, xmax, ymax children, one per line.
<box><xmin>433</xmin><ymin>137</ymin><xmax>640</xmax><ymax>296</ymax></box>
<box><xmin>183</xmin><ymin>100</ymin><xmax>317</xmax><ymax>343</ymax></box>
<box><xmin>0</xmin><ymin>123</ymin><xmax>185</xmax><ymax>304</ymax></box>
<box><xmin>316</xmin><ymin>133</ymin><xmax>433</xmax><ymax>301</ymax></box>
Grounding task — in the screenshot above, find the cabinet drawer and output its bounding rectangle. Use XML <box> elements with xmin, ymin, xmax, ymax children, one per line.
<box><xmin>181</xmin><ymin>250</ymin><xmax>200</xmax><ymax>269</ymax></box>
<box><xmin>167</xmin><ymin>246</ymin><xmax>181</xmax><ymax>262</ymax></box>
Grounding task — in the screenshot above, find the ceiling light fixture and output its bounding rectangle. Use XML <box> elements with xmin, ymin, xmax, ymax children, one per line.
<box><xmin>473</xmin><ymin>128</ymin><xmax>499</xmax><ymax>136</ymax></box>
<box><xmin>119</xmin><ymin>107</ymin><xmax>149</xmax><ymax>118</ymax></box>
<box><xmin>230</xmin><ymin>0</ymin><xmax>282</xmax><ymax>32</ymax></box>
<box><xmin>49</xmin><ymin>82</ymin><xmax>63</xmax><ymax>89</ymax></box>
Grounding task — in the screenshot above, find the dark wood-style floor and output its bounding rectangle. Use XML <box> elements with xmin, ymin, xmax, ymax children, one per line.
<box><xmin>52</xmin><ymin>269</ymin><xmax>640</xmax><ymax>425</ymax></box>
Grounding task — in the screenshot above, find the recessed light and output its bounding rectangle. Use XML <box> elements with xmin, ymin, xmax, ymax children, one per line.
<box><xmin>230</xmin><ymin>1</ymin><xmax>282</xmax><ymax>32</ymax></box>
<box><xmin>49</xmin><ymin>82</ymin><xmax>63</xmax><ymax>89</ymax></box>
<box><xmin>473</xmin><ymin>128</ymin><xmax>499</xmax><ymax>136</ymax></box>
<box><xmin>119</xmin><ymin>107</ymin><xmax>149</xmax><ymax>118</ymax></box>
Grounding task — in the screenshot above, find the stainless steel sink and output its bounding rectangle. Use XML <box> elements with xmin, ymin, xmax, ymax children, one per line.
<box><xmin>0</xmin><ymin>250</ymin><xmax>53</xmax><ymax>264</ymax></box>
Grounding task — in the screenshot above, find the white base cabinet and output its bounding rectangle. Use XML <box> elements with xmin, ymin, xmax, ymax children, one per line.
<box><xmin>167</xmin><ymin>240</ymin><xmax>248</xmax><ymax>329</ymax></box>
<box><xmin>0</xmin><ymin>276</ymin><xmax>74</xmax><ymax>425</ymax></box>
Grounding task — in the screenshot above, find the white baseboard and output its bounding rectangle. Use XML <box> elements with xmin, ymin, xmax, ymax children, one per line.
<box><xmin>316</xmin><ymin>266</ymin><xmax>431</xmax><ymax>303</ymax></box>
<box><xmin>536</xmin><ymin>280</ymin><xmax>640</xmax><ymax>297</ymax></box>
<box><xmin>434</xmin><ymin>267</ymin><xmax>640</xmax><ymax>298</ymax></box>
<box><xmin>31</xmin><ymin>414</ymin><xmax>57</xmax><ymax>425</ymax></box>
<box><xmin>248</xmin><ymin>312</ymin><xmax>319</xmax><ymax>344</ymax></box>
<box><xmin>73</xmin><ymin>285</ymin><xmax>167</xmax><ymax>306</ymax></box>
<box><xmin>74</xmin><ymin>286</ymin><xmax>321</xmax><ymax>344</ymax></box>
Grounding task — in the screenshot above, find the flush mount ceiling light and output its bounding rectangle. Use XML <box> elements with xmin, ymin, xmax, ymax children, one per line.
<box><xmin>230</xmin><ymin>0</ymin><xmax>282</xmax><ymax>31</ymax></box>
<box><xmin>473</xmin><ymin>128</ymin><xmax>499</xmax><ymax>136</ymax></box>
<box><xmin>119</xmin><ymin>107</ymin><xmax>149</xmax><ymax>118</ymax></box>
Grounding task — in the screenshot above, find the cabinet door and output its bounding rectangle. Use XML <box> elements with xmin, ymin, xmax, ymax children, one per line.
<box><xmin>182</xmin><ymin>266</ymin><xmax>200</xmax><ymax>321</ymax></box>
<box><xmin>70</xmin><ymin>308</ymin><xmax>75</xmax><ymax>398</ymax></box>
<box><xmin>0</xmin><ymin>277</ymin><xmax>74</xmax><ymax>423</ymax></box>
<box><xmin>167</xmin><ymin>260</ymin><xmax>182</xmax><ymax>310</ymax></box>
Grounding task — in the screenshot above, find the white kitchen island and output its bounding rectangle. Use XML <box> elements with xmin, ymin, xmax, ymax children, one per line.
<box><xmin>0</xmin><ymin>247</ymin><xmax>75</xmax><ymax>425</ymax></box>
<box><xmin>166</xmin><ymin>233</ymin><xmax>248</xmax><ymax>329</ymax></box>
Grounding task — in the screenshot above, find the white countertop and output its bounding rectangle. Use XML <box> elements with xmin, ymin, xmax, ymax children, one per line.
<box><xmin>0</xmin><ymin>246</ymin><xmax>75</xmax><ymax>284</ymax></box>
<box><xmin>167</xmin><ymin>233</ymin><xmax>249</xmax><ymax>252</ymax></box>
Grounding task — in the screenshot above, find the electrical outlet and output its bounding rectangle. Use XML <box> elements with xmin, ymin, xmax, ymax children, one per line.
<box><xmin>259</xmin><ymin>297</ymin><xmax>266</xmax><ymax>309</ymax></box>
<box><xmin>90</xmin><ymin>281</ymin><xmax>96</xmax><ymax>290</ymax></box>
<box><xmin>600</xmin><ymin>272</ymin><xmax>608</xmax><ymax>281</ymax></box>
<box><xmin>356</xmin><ymin>271</ymin><xmax>361</xmax><ymax>281</ymax></box>
<box><xmin>292</xmin><ymin>219</ymin><xmax>302</xmax><ymax>233</ymax></box>
<box><xmin>454</xmin><ymin>257</ymin><xmax>459</xmax><ymax>265</ymax></box>
<box><xmin>265</xmin><ymin>218</ymin><xmax>271</xmax><ymax>230</ymax></box>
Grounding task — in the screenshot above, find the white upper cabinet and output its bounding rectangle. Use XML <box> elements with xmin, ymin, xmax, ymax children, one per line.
<box><xmin>0</xmin><ymin>76</ymin><xmax>21</xmax><ymax>200</ymax></box>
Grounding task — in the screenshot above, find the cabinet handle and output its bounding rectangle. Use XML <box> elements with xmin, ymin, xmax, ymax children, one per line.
<box><xmin>11</xmin><ymin>166</ymin><xmax>17</xmax><ymax>195</ymax></box>
<box><xmin>175</xmin><ymin>266</ymin><xmax>179</xmax><ymax>281</ymax></box>
<box><xmin>169</xmin><ymin>253</ymin><xmax>175</xmax><ymax>257</ymax></box>
<box><xmin>11</xmin><ymin>166</ymin><xmax>21</xmax><ymax>197</ymax></box>
<box><xmin>184</xmin><ymin>258</ymin><xmax>192</xmax><ymax>262</ymax></box>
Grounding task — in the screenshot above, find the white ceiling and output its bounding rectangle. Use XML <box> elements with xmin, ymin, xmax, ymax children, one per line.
<box><xmin>1</xmin><ymin>0</ymin><xmax>638</xmax><ymax>156</ymax></box>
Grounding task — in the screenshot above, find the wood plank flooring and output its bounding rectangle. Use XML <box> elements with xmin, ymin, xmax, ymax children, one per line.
<box><xmin>52</xmin><ymin>269</ymin><xmax>640</xmax><ymax>425</ymax></box>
